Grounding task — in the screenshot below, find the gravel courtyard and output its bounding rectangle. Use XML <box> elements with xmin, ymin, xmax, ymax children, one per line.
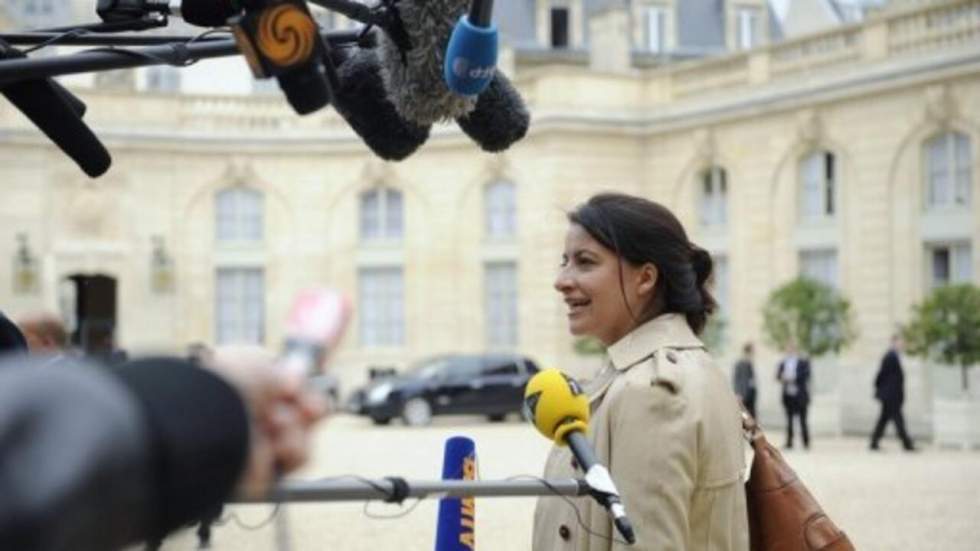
<box><xmin>160</xmin><ymin>414</ymin><xmax>980</xmax><ymax>551</ymax></box>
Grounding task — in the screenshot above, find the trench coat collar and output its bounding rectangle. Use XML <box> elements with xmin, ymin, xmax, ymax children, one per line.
<box><xmin>606</xmin><ymin>313</ymin><xmax>704</xmax><ymax>372</ymax></box>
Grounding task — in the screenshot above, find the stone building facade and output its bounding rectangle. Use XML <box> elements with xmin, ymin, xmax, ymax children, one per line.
<box><xmin>0</xmin><ymin>0</ymin><xmax>978</xmax><ymax>435</ymax></box>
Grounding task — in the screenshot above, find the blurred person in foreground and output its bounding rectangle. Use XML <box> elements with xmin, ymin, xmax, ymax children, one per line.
<box><xmin>0</xmin><ymin>310</ymin><xmax>28</xmax><ymax>358</ymax></box>
<box><xmin>534</xmin><ymin>193</ymin><xmax>747</xmax><ymax>551</ymax></box>
<box><xmin>0</xmin><ymin>345</ymin><xmax>327</xmax><ymax>551</ymax></box>
<box><xmin>869</xmin><ymin>334</ymin><xmax>916</xmax><ymax>452</ymax></box>
<box><xmin>732</xmin><ymin>342</ymin><xmax>757</xmax><ymax>419</ymax></box>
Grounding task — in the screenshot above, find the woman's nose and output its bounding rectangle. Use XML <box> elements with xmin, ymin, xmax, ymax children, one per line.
<box><xmin>554</xmin><ymin>268</ymin><xmax>573</xmax><ymax>293</ymax></box>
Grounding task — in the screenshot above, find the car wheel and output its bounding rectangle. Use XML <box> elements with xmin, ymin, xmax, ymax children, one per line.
<box><xmin>402</xmin><ymin>397</ymin><xmax>433</xmax><ymax>426</ymax></box>
<box><xmin>371</xmin><ymin>416</ymin><xmax>391</xmax><ymax>426</ymax></box>
<box><xmin>487</xmin><ymin>414</ymin><xmax>506</xmax><ymax>422</ymax></box>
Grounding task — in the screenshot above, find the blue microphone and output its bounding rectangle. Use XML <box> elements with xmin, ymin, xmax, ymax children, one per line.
<box><xmin>435</xmin><ymin>436</ymin><xmax>477</xmax><ymax>551</ymax></box>
<box><xmin>444</xmin><ymin>0</ymin><xmax>498</xmax><ymax>96</ymax></box>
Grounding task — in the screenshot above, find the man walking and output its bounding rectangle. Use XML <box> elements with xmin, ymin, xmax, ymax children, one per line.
<box><xmin>776</xmin><ymin>343</ymin><xmax>811</xmax><ymax>450</ymax></box>
<box><xmin>733</xmin><ymin>342</ymin><xmax>757</xmax><ymax>418</ymax></box>
<box><xmin>870</xmin><ymin>335</ymin><xmax>916</xmax><ymax>451</ymax></box>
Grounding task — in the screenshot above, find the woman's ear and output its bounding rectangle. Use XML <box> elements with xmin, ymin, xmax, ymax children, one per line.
<box><xmin>636</xmin><ymin>263</ymin><xmax>658</xmax><ymax>297</ymax></box>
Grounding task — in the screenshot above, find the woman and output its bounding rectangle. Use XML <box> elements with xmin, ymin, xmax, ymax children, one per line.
<box><xmin>533</xmin><ymin>193</ymin><xmax>748</xmax><ymax>551</ymax></box>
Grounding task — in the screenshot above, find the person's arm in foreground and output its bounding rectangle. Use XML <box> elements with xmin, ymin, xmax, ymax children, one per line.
<box><xmin>0</xmin><ymin>348</ymin><xmax>324</xmax><ymax>551</ymax></box>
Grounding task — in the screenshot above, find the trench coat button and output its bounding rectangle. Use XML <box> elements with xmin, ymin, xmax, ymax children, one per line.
<box><xmin>559</xmin><ymin>525</ymin><xmax>572</xmax><ymax>541</ymax></box>
<box><xmin>570</xmin><ymin>457</ymin><xmax>579</xmax><ymax>470</ymax></box>
<box><xmin>665</xmin><ymin>350</ymin><xmax>678</xmax><ymax>363</ymax></box>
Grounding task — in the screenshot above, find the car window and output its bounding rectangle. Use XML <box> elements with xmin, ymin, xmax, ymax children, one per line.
<box><xmin>409</xmin><ymin>357</ymin><xmax>452</xmax><ymax>379</ymax></box>
<box><xmin>482</xmin><ymin>357</ymin><xmax>519</xmax><ymax>376</ymax></box>
<box><xmin>443</xmin><ymin>357</ymin><xmax>484</xmax><ymax>381</ymax></box>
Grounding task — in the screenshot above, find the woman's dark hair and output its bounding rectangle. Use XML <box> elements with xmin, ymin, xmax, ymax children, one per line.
<box><xmin>568</xmin><ymin>192</ymin><xmax>717</xmax><ymax>335</ymax></box>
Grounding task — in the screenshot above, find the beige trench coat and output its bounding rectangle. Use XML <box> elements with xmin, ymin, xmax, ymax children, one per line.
<box><xmin>532</xmin><ymin>314</ymin><xmax>749</xmax><ymax>551</ymax></box>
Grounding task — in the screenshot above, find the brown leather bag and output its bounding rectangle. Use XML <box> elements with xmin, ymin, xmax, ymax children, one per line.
<box><xmin>742</xmin><ymin>412</ymin><xmax>856</xmax><ymax>551</ymax></box>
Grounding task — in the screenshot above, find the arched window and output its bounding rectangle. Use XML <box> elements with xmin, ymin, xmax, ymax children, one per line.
<box><xmin>699</xmin><ymin>166</ymin><xmax>728</xmax><ymax>227</ymax></box>
<box><xmin>485</xmin><ymin>181</ymin><xmax>517</xmax><ymax>239</ymax></box>
<box><xmin>924</xmin><ymin>131</ymin><xmax>972</xmax><ymax>209</ymax></box>
<box><xmin>799</xmin><ymin>150</ymin><xmax>836</xmax><ymax>221</ymax></box>
<box><xmin>360</xmin><ymin>188</ymin><xmax>403</xmax><ymax>241</ymax></box>
<box><xmin>215</xmin><ymin>187</ymin><xmax>264</xmax><ymax>243</ymax></box>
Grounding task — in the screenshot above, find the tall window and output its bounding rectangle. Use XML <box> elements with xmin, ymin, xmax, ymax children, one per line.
<box><xmin>800</xmin><ymin>249</ymin><xmax>839</xmax><ymax>288</ymax></box>
<box><xmin>699</xmin><ymin>166</ymin><xmax>728</xmax><ymax>227</ymax></box>
<box><xmin>359</xmin><ymin>267</ymin><xmax>404</xmax><ymax>347</ymax></box>
<box><xmin>736</xmin><ymin>7</ymin><xmax>761</xmax><ymax>50</ymax></box>
<box><xmin>800</xmin><ymin>151</ymin><xmax>836</xmax><ymax>220</ymax></box>
<box><xmin>216</xmin><ymin>187</ymin><xmax>264</xmax><ymax>243</ymax></box>
<box><xmin>215</xmin><ymin>268</ymin><xmax>265</xmax><ymax>344</ymax></box>
<box><xmin>925</xmin><ymin>131</ymin><xmax>972</xmax><ymax>209</ymax></box>
<box><xmin>643</xmin><ymin>5</ymin><xmax>667</xmax><ymax>53</ymax></box>
<box><xmin>927</xmin><ymin>242</ymin><xmax>973</xmax><ymax>289</ymax></box>
<box><xmin>485</xmin><ymin>262</ymin><xmax>519</xmax><ymax>348</ymax></box>
<box><xmin>550</xmin><ymin>6</ymin><xmax>570</xmax><ymax>48</ymax></box>
<box><xmin>485</xmin><ymin>181</ymin><xmax>517</xmax><ymax>239</ymax></box>
<box><xmin>360</xmin><ymin>188</ymin><xmax>404</xmax><ymax>242</ymax></box>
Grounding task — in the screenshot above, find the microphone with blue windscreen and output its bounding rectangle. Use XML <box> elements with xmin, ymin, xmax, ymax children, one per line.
<box><xmin>444</xmin><ymin>0</ymin><xmax>497</xmax><ymax>97</ymax></box>
<box><xmin>435</xmin><ymin>436</ymin><xmax>477</xmax><ymax>551</ymax></box>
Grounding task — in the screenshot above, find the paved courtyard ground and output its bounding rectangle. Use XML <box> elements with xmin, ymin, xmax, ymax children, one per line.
<box><xmin>160</xmin><ymin>414</ymin><xmax>980</xmax><ymax>551</ymax></box>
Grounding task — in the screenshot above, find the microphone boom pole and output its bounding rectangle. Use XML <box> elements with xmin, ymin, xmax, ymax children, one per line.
<box><xmin>0</xmin><ymin>30</ymin><xmax>362</xmax><ymax>85</ymax></box>
<box><xmin>232</xmin><ymin>478</ymin><xmax>589</xmax><ymax>504</ymax></box>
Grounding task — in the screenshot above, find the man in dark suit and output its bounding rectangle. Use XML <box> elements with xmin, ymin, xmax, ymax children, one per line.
<box><xmin>870</xmin><ymin>335</ymin><xmax>916</xmax><ymax>451</ymax></box>
<box><xmin>776</xmin><ymin>343</ymin><xmax>811</xmax><ymax>449</ymax></box>
<box><xmin>733</xmin><ymin>342</ymin><xmax>757</xmax><ymax>418</ymax></box>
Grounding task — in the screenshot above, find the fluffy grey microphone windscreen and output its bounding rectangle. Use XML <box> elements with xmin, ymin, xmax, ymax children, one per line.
<box><xmin>378</xmin><ymin>0</ymin><xmax>477</xmax><ymax>126</ymax></box>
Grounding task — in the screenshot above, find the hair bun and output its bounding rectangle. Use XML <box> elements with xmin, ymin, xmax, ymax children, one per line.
<box><xmin>690</xmin><ymin>246</ymin><xmax>713</xmax><ymax>286</ymax></box>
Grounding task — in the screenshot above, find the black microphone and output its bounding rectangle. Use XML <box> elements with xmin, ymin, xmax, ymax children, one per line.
<box><xmin>456</xmin><ymin>70</ymin><xmax>528</xmax><ymax>153</ymax></box>
<box><xmin>329</xmin><ymin>38</ymin><xmax>430</xmax><ymax>161</ymax></box>
<box><xmin>0</xmin><ymin>39</ymin><xmax>112</xmax><ymax>178</ymax></box>
<box><xmin>230</xmin><ymin>0</ymin><xmax>331</xmax><ymax>115</ymax></box>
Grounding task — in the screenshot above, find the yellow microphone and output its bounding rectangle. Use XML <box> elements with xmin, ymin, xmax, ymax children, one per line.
<box><xmin>523</xmin><ymin>369</ymin><xmax>637</xmax><ymax>545</ymax></box>
<box><xmin>523</xmin><ymin>368</ymin><xmax>589</xmax><ymax>444</ymax></box>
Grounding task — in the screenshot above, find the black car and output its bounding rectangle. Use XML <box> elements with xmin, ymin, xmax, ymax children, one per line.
<box><xmin>349</xmin><ymin>354</ymin><xmax>540</xmax><ymax>426</ymax></box>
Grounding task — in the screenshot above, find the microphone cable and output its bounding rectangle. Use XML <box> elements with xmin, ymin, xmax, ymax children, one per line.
<box><xmin>21</xmin><ymin>28</ymin><xmax>88</xmax><ymax>54</ymax></box>
<box><xmin>506</xmin><ymin>474</ymin><xmax>633</xmax><ymax>547</ymax></box>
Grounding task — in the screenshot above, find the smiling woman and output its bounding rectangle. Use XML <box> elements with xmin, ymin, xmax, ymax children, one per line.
<box><xmin>535</xmin><ymin>193</ymin><xmax>748</xmax><ymax>551</ymax></box>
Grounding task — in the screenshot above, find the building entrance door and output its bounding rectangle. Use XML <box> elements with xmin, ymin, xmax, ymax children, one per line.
<box><xmin>64</xmin><ymin>274</ymin><xmax>118</xmax><ymax>358</ymax></box>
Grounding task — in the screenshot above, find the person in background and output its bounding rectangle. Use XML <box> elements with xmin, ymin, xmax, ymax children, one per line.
<box><xmin>776</xmin><ymin>342</ymin><xmax>811</xmax><ymax>450</ymax></box>
<box><xmin>534</xmin><ymin>193</ymin><xmax>748</xmax><ymax>551</ymax></box>
<box><xmin>869</xmin><ymin>334</ymin><xmax>916</xmax><ymax>452</ymax></box>
<box><xmin>733</xmin><ymin>342</ymin><xmax>757</xmax><ymax>419</ymax></box>
<box><xmin>17</xmin><ymin>312</ymin><xmax>70</xmax><ymax>355</ymax></box>
<box><xmin>0</xmin><ymin>346</ymin><xmax>327</xmax><ymax>551</ymax></box>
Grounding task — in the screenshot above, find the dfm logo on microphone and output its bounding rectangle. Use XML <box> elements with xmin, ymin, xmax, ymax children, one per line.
<box><xmin>452</xmin><ymin>58</ymin><xmax>496</xmax><ymax>82</ymax></box>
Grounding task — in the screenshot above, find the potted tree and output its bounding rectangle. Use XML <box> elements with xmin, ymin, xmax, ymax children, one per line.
<box><xmin>761</xmin><ymin>277</ymin><xmax>857</xmax><ymax>434</ymax></box>
<box><xmin>903</xmin><ymin>283</ymin><xmax>980</xmax><ymax>449</ymax></box>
